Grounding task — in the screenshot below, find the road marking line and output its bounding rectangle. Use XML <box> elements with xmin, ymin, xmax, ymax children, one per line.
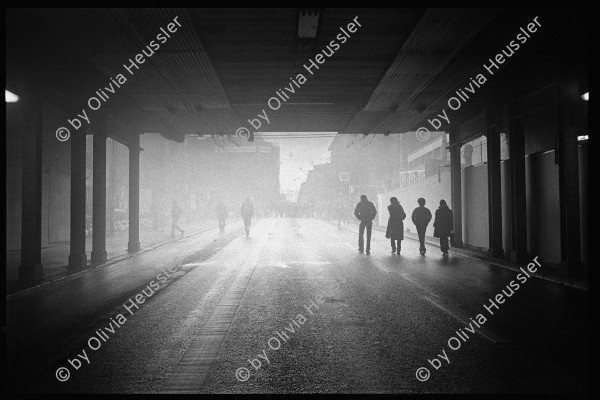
<box><xmin>182</xmin><ymin>262</ymin><xmax>217</xmax><ymax>268</ymax></box>
<box><xmin>399</xmin><ymin>272</ymin><xmax>432</xmax><ymax>293</ymax></box>
<box><xmin>422</xmin><ymin>295</ymin><xmax>508</xmax><ymax>344</ymax></box>
<box><xmin>287</xmin><ymin>261</ymin><xmax>331</xmax><ymax>265</ymax></box>
<box><xmin>266</xmin><ymin>261</ymin><xmax>291</xmax><ymax>269</ymax></box>
<box><xmin>315</xmin><ymin>221</ymin><xmax>509</xmax><ymax>345</ymax></box>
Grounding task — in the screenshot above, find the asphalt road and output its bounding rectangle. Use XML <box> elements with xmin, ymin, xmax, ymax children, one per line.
<box><xmin>6</xmin><ymin>218</ymin><xmax>588</xmax><ymax>394</ymax></box>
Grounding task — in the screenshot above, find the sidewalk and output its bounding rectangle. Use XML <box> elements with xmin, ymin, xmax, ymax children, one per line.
<box><xmin>333</xmin><ymin>219</ymin><xmax>587</xmax><ymax>291</ymax></box>
<box><xmin>6</xmin><ymin>218</ymin><xmax>220</xmax><ymax>295</ymax></box>
<box><xmin>400</xmin><ymin>230</ymin><xmax>586</xmax><ymax>291</ymax></box>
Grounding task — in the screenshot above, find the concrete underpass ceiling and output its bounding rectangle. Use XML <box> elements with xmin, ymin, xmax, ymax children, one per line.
<box><xmin>6</xmin><ymin>8</ymin><xmax>586</xmax><ymax>144</ymax></box>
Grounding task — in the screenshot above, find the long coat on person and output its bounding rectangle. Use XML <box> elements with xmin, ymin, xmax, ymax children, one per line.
<box><xmin>433</xmin><ymin>205</ymin><xmax>453</xmax><ymax>238</ymax></box>
<box><xmin>385</xmin><ymin>204</ymin><xmax>406</xmax><ymax>240</ymax></box>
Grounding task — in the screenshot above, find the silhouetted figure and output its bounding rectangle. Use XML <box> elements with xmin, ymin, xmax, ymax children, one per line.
<box><xmin>411</xmin><ymin>197</ymin><xmax>432</xmax><ymax>255</ymax></box>
<box><xmin>354</xmin><ymin>194</ymin><xmax>377</xmax><ymax>254</ymax></box>
<box><xmin>433</xmin><ymin>199</ymin><xmax>453</xmax><ymax>256</ymax></box>
<box><xmin>170</xmin><ymin>200</ymin><xmax>184</xmax><ymax>238</ymax></box>
<box><xmin>385</xmin><ymin>197</ymin><xmax>406</xmax><ymax>254</ymax></box>
<box><xmin>241</xmin><ymin>198</ymin><xmax>254</xmax><ymax>237</ymax></box>
<box><xmin>216</xmin><ymin>201</ymin><xmax>228</xmax><ymax>234</ymax></box>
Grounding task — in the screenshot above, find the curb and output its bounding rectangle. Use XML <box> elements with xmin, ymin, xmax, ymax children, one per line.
<box><xmin>7</xmin><ymin>224</ymin><xmax>223</xmax><ymax>301</ymax></box>
<box><xmin>342</xmin><ymin>222</ymin><xmax>587</xmax><ymax>292</ymax></box>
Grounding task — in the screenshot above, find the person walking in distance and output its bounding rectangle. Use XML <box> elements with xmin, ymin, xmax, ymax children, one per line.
<box><xmin>385</xmin><ymin>197</ymin><xmax>406</xmax><ymax>254</ymax></box>
<box><xmin>354</xmin><ymin>194</ymin><xmax>377</xmax><ymax>254</ymax></box>
<box><xmin>241</xmin><ymin>198</ymin><xmax>254</xmax><ymax>237</ymax></box>
<box><xmin>216</xmin><ymin>200</ymin><xmax>228</xmax><ymax>234</ymax></box>
<box><xmin>411</xmin><ymin>197</ymin><xmax>432</xmax><ymax>255</ymax></box>
<box><xmin>170</xmin><ymin>199</ymin><xmax>184</xmax><ymax>238</ymax></box>
<box><xmin>433</xmin><ymin>199</ymin><xmax>453</xmax><ymax>256</ymax></box>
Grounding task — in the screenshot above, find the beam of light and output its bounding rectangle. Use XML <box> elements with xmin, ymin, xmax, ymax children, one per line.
<box><xmin>5</xmin><ymin>90</ymin><xmax>19</xmax><ymax>103</ymax></box>
<box><xmin>581</xmin><ymin>92</ymin><xmax>589</xmax><ymax>101</ymax></box>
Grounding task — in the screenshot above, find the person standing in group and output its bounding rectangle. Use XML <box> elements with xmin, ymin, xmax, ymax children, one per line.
<box><xmin>433</xmin><ymin>199</ymin><xmax>453</xmax><ymax>256</ymax></box>
<box><xmin>216</xmin><ymin>200</ymin><xmax>228</xmax><ymax>234</ymax></box>
<box><xmin>170</xmin><ymin>199</ymin><xmax>184</xmax><ymax>238</ymax></box>
<box><xmin>354</xmin><ymin>194</ymin><xmax>377</xmax><ymax>255</ymax></box>
<box><xmin>411</xmin><ymin>197</ymin><xmax>432</xmax><ymax>255</ymax></box>
<box><xmin>385</xmin><ymin>197</ymin><xmax>406</xmax><ymax>255</ymax></box>
<box><xmin>240</xmin><ymin>198</ymin><xmax>254</xmax><ymax>237</ymax></box>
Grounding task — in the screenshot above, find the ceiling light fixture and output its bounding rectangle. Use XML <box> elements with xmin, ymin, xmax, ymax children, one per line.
<box><xmin>5</xmin><ymin>90</ymin><xmax>19</xmax><ymax>103</ymax></box>
<box><xmin>298</xmin><ymin>9</ymin><xmax>320</xmax><ymax>39</ymax></box>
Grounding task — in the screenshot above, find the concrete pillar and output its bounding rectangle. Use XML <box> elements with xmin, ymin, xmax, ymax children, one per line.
<box><xmin>107</xmin><ymin>139</ymin><xmax>117</xmax><ymax>236</ymax></box>
<box><xmin>557</xmin><ymin>74</ymin><xmax>583</xmax><ymax>279</ymax></box>
<box><xmin>91</xmin><ymin>115</ymin><xmax>107</xmax><ymax>264</ymax></box>
<box><xmin>449</xmin><ymin>130</ymin><xmax>463</xmax><ymax>247</ymax></box>
<box><xmin>68</xmin><ymin>128</ymin><xmax>87</xmax><ymax>270</ymax></box>
<box><xmin>508</xmin><ymin>102</ymin><xmax>529</xmax><ymax>263</ymax></box>
<box><xmin>486</xmin><ymin>109</ymin><xmax>504</xmax><ymax>258</ymax></box>
<box><xmin>18</xmin><ymin>94</ymin><xmax>44</xmax><ymax>283</ymax></box>
<box><xmin>579</xmin><ymin>141</ymin><xmax>588</xmax><ymax>275</ymax></box>
<box><xmin>128</xmin><ymin>134</ymin><xmax>141</xmax><ymax>252</ymax></box>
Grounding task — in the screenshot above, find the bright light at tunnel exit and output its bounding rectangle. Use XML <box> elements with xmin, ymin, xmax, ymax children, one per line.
<box><xmin>5</xmin><ymin>90</ymin><xmax>19</xmax><ymax>103</ymax></box>
<box><xmin>260</xmin><ymin>132</ymin><xmax>336</xmax><ymax>202</ymax></box>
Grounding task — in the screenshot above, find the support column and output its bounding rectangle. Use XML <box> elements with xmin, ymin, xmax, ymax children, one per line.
<box><xmin>107</xmin><ymin>139</ymin><xmax>117</xmax><ymax>236</ymax></box>
<box><xmin>91</xmin><ymin>115</ymin><xmax>107</xmax><ymax>264</ymax></box>
<box><xmin>508</xmin><ymin>102</ymin><xmax>529</xmax><ymax>263</ymax></box>
<box><xmin>557</xmin><ymin>74</ymin><xmax>582</xmax><ymax>279</ymax></box>
<box><xmin>18</xmin><ymin>94</ymin><xmax>44</xmax><ymax>283</ymax></box>
<box><xmin>449</xmin><ymin>130</ymin><xmax>463</xmax><ymax>247</ymax></box>
<box><xmin>128</xmin><ymin>134</ymin><xmax>140</xmax><ymax>252</ymax></box>
<box><xmin>68</xmin><ymin>129</ymin><xmax>87</xmax><ymax>270</ymax></box>
<box><xmin>486</xmin><ymin>109</ymin><xmax>504</xmax><ymax>258</ymax></box>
